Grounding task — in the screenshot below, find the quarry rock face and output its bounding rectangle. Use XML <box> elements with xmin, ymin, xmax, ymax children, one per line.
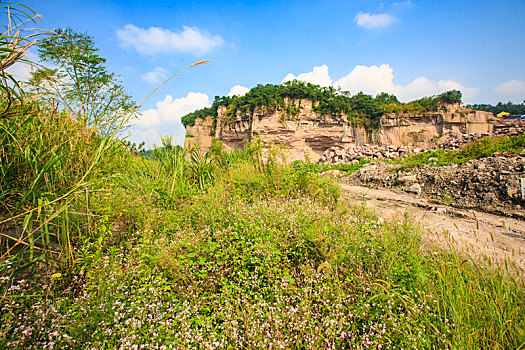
<box><xmin>376</xmin><ymin>105</ymin><xmax>494</xmax><ymax>148</ymax></box>
<box><xmin>184</xmin><ymin>99</ymin><xmax>495</xmax><ymax>162</ymax></box>
<box><xmin>183</xmin><ymin>116</ymin><xmax>214</xmax><ymax>152</ymax></box>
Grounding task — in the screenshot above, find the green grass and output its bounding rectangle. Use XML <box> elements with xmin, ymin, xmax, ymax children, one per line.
<box><xmin>394</xmin><ymin>133</ymin><xmax>525</xmax><ymax>171</ymax></box>
<box><xmin>291</xmin><ymin>157</ymin><xmax>371</xmax><ymax>176</ymax></box>
<box><xmin>2</xmin><ymin>122</ymin><xmax>525</xmax><ymax>348</ymax></box>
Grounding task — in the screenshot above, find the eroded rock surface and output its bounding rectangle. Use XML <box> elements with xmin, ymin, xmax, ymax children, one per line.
<box><xmin>185</xmin><ymin>100</ymin><xmax>495</xmax><ymax>162</ymax></box>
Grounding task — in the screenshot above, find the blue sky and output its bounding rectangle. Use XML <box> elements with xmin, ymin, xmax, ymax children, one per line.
<box><xmin>14</xmin><ymin>0</ymin><xmax>525</xmax><ymax>146</ymax></box>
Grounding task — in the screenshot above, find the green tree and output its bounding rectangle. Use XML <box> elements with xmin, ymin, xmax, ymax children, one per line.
<box><xmin>29</xmin><ymin>27</ymin><xmax>136</xmax><ymax>136</ymax></box>
<box><xmin>376</xmin><ymin>92</ymin><xmax>399</xmax><ymax>103</ymax></box>
<box><xmin>438</xmin><ymin>89</ymin><xmax>462</xmax><ymax>104</ymax></box>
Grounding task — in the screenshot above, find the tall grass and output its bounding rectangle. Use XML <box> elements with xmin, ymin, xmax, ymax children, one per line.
<box><xmin>2</xmin><ymin>150</ymin><xmax>524</xmax><ymax>348</ymax></box>
<box><xmin>0</xmin><ymin>99</ymin><xmax>123</xmax><ymax>274</ymax></box>
<box><xmin>0</xmin><ymin>4</ymin><xmax>105</xmax><ymax>276</ymax></box>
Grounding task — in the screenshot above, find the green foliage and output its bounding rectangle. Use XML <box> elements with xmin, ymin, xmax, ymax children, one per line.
<box><xmin>29</xmin><ymin>28</ymin><xmax>137</xmax><ymax>136</ymax></box>
<box><xmin>180</xmin><ymin>106</ymin><xmax>217</xmax><ymax>128</ymax></box>
<box><xmin>376</xmin><ymin>92</ymin><xmax>399</xmax><ymax>103</ymax></box>
<box><xmin>291</xmin><ymin>157</ymin><xmax>371</xmax><ymax>175</ymax></box>
<box><xmin>437</xmin><ymin>89</ymin><xmax>462</xmax><ymax>104</ymax></box>
<box><xmin>181</xmin><ymin>80</ymin><xmax>464</xmax><ymax>131</ymax></box>
<box><xmin>395</xmin><ymin>133</ymin><xmax>525</xmax><ymax>170</ymax></box>
<box><xmin>453</xmin><ymin>133</ymin><xmax>525</xmax><ymax>161</ymax></box>
<box><xmin>467</xmin><ymin>101</ymin><xmax>525</xmax><ymax>116</ymax></box>
<box><xmin>0</xmin><ymin>100</ymin><xmax>107</xmax><ymax>212</ymax></box>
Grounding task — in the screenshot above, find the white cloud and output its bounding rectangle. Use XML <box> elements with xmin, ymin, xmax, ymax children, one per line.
<box><xmin>126</xmin><ymin>128</ymin><xmax>163</xmax><ymax>150</ymax></box>
<box><xmin>132</xmin><ymin>92</ymin><xmax>210</xmax><ymax>147</ymax></box>
<box><xmin>354</xmin><ymin>12</ymin><xmax>398</xmax><ymax>29</ymax></box>
<box><xmin>281</xmin><ymin>64</ymin><xmax>332</xmax><ymax>87</ymax></box>
<box><xmin>228</xmin><ymin>85</ymin><xmax>250</xmax><ymax>97</ymax></box>
<box><xmin>5</xmin><ymin>50</ymin><xmax>39</xmax><ymax>82</ymax></box>
<box><xmin>329</xmin><ymin>63</ymin><xmax>478</xmax><ymax>102</ymax></box>
<box><xmin>393</xmin><ymin>76</ymin><xmax>437</xmax><ymax>101</ymax></box>
<box><xmin>116</xmin><ymin>24</ymin><xmax>224</xmax><ymax>55</ymax></box>
<box><xmin>494</xmin><ymin>80</ymin><xmax>525</xmax><ymax>103</ymax></box>
<box><xmin>393</xmin><ymin>78</ymin><xmax>479</xmax><ymax>103</ymax></box>
<box><xmin>140</xmin><ymin>66</ymin><xmax>169</xmax><ymax>85</ymax></box>
<box><xmin>334</xmin><ymin>64</ymin><xmax>395</xmax><ymax>96</ymax></box>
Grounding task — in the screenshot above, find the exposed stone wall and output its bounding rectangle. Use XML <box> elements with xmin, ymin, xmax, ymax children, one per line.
<box><xmin>184</xmin><ymin>116</ymin><xmax>214</xmax><ymax>152</ymax></box>
<box><xmin>376</xmin><ymin>103</ymin><xmax>494</xmax><ymax>148</ymax></box>
<box><xmin>184</xmin><ymin>100</ymin><xmax>495</xmax><ymax>161</ymax></box>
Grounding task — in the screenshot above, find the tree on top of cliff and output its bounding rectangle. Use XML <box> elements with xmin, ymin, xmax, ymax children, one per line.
<box><xmin>181</xmin><ymin>80</ymin><xmax>464</xmax><ymax>128</ymax></box>
<box><xmin>467</xmin><ymin>101</ymin><xmax>525</xmax><ymax>116</ymax></box>
<box><xmin>437</xmin><ymin>90</ymin><xmax>462</xmax><ymax>104</ymax></box>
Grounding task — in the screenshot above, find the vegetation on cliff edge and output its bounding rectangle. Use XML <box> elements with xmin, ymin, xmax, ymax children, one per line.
<box><xmin>467</xmin><ymin>101</ymin><xmax>525</xmax><ymax>117</ymax></box>
<box><xmin>181</xmin><ymin>81</ymin><xmax>463</xmax><ymax>129</ymax></box>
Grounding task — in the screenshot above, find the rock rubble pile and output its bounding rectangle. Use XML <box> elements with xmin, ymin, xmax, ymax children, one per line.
<box><xmin>347</xmin><ymin>154</ymin><xmax>525</xmax><ymax>214</ymax></box>
<box><xmin>493</xmin><ymin>119</ymin><xmax>525</xmax><ymax>136</ymax></box>
<box><xmin>437</xmin><ymin>133</ymin><xmax>492</xmax><ymax>150</ymax></box>
<box><xmin>320</xmin><ymin>145</ymin><xmax>426</xmax><ymax>164</ymax></box>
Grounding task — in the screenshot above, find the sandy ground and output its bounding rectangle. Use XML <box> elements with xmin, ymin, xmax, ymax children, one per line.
<box><xmin>340</xmin><ymin>183</ymin><xmax>525</xmax><ymax>280</ymax></box>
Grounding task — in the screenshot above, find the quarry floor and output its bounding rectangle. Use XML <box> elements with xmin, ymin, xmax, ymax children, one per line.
<box><xmin>340</xmin><ymin>183</ymin><xmax>525</xmax><ymax>280</ymax></box>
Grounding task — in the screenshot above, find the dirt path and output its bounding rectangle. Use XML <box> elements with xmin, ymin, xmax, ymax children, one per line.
<box><xmin>340</xmin><ymin>183</ymin><xmax>525</xmax><ymax>279</ymax></box>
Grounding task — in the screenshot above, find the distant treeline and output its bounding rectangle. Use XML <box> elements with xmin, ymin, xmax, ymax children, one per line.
<box><xmin>181</xmin><ymin>81</ymin><xmax>463</xmax><ymax>130</ymax></box>
<box><xmin>466</xmin><ymin>101</ymin><xmax>525</xmax><ymax>116</ymax></box>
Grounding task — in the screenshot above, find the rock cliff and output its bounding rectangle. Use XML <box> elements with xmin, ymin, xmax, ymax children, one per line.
<box><xmin>184</xmin><ymin>99</ymin><xmax>494</xmax><ymax>162</ymax></box>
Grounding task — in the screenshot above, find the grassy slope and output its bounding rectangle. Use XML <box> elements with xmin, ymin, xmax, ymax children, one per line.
<box><xmin>1</xmin><ymin>108</ymin><xmax>524</xmax><ymax>348</ymax></box>
<box><xmin>394</xmin><ymin>133</ymin><xmax>525</xmax><ymax>171</ymax></box>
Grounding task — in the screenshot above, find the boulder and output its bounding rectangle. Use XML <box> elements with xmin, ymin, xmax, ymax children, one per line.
<box><xmin>398</xmin><ymin>175</ymin><xmax>417</xmax><ymax>185</ymax></box>
<box><xmin>406</xmin><ymin>183</ymin><xmax>422</xmax><ymax>195</ymax></box>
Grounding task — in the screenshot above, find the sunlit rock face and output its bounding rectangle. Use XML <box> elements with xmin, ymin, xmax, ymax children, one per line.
<box><xmin>185</xmin><ymin>100</ymin><xmax>494</xmax><ymax>162</ymax></box>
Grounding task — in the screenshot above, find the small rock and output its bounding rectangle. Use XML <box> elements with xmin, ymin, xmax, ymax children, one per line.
<box><xmin>324</xmin><ymin>169</ymin><xmax>341</xmax><ymax>177</ymax></box>
<box><xmin>473</xmin><ymin>162</ymin><xmax>485</xmax><ymax>170</ymax></box>
<box><xmin>406</xmin><ymin>183</ymin><xmax>422</xmax><ymax>195</ymax></box>
<box><xmin>483</xmin><ymin>193</ymin><xmax>496</xmax><ymax>202</ymax></box>
<box><xmin>435</xmin><ymin>207</ymin><xmax>447</xmax><ymax>214</ymax></box>
<box><xmin>398</xmin><ymin>175</ymin><xmax>417</xmax><ymax>184</ymax></box>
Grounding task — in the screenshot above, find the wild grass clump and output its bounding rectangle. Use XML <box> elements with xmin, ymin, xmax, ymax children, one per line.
<box><xmin>291</xmin><ymin>157</ymin><xmax>370</xmax><ymax>176</ymax></box>
<box><xmin>0</xmin><ymin>102</ymin><xmax>100</xmax><ymax>212</ymax></box>
<box><xmin>425</xmin><ymin>250</ymin><xmax>525</xmax><ymax>348</ymax></box>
